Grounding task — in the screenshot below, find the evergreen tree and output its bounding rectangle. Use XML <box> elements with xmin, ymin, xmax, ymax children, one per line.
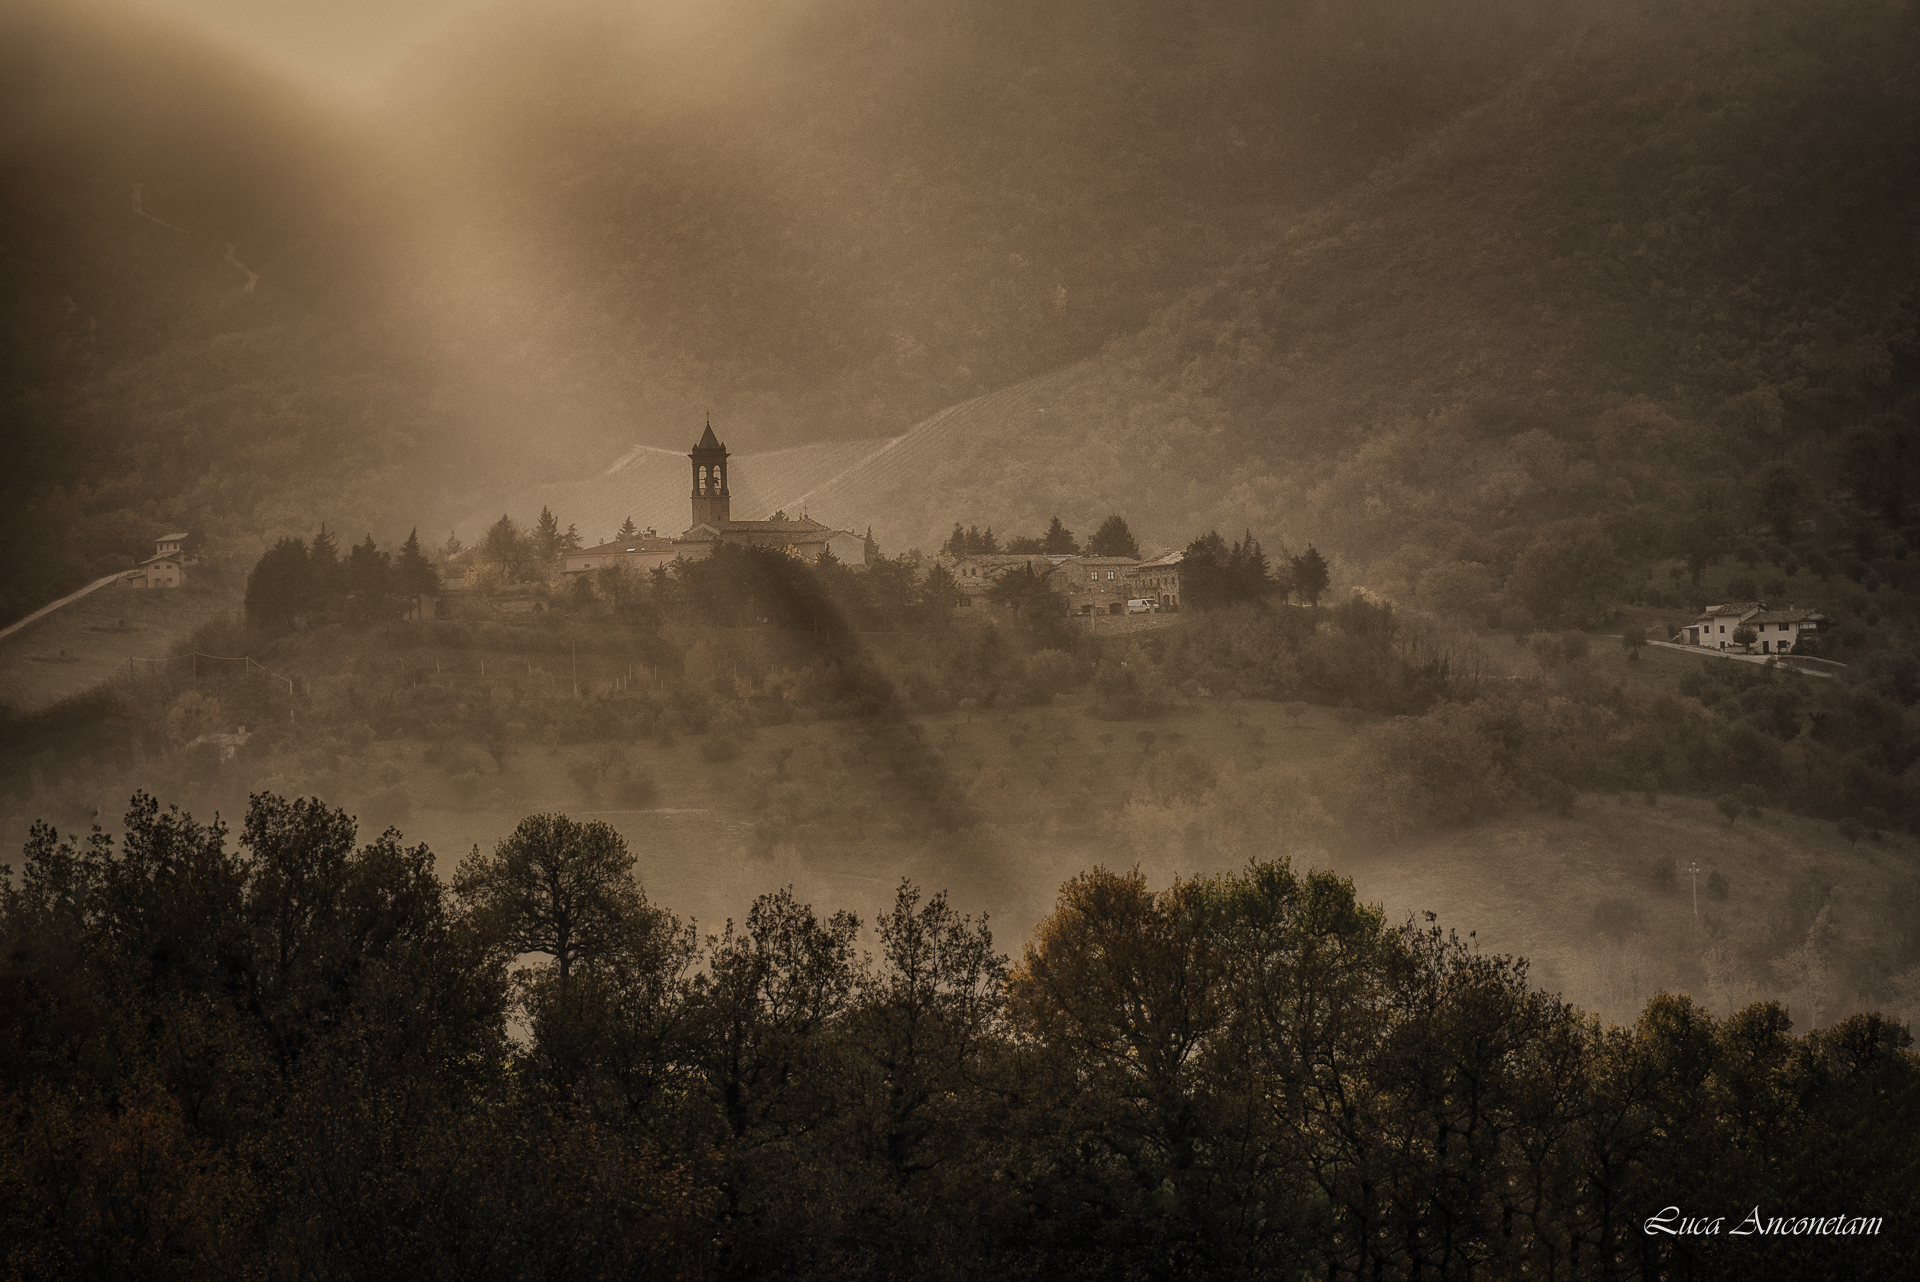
<box><xmin>941</xmin><ymin>524</ymin><xmax>968</xmax><ymax>557</ymax></box>
<box><xmin>560</xmin><ymin>523</ymin><xmax>584</xmax><ymax>554</ymax></box>
<box><xmin>345</xmin><ymin>534</ymin><xmax>392</xmax><ymax>620</ymax></box>
<box><xmin>1231</xmin><ymin>530</ymin><xmax>1272</xmax><ymax>600</ymax></box>
<box><xmin>1290</xmin><ymin>545</ymin><xmax>1331</xmax><ymax>606</ymax></box>
<box><xmin>1005</xmin><ymin>534</ymin><xmax>1045</xmax><ymax>554</ymax></box>
<box><xmin>441</xmin><ymin>530</ymin><xmax>463</xmax><ymax>560</ymax></box>
<box><xmin>307</xmin><ymin>524</ymin><xmax>342</xmax><ymax>614</ymax></box>
<box><xmin>1180</xmin><ymin>531</ymin><xmax>1234</xmax><ymax>610</ymax></box>
<box><xmin>1041</xmin><ymin>516</ymin><xmax>1080</xmax><ymax>555</ymax></box>
<box><xmin>864</xmin><ymin>526</ymin><xmax>882</xmax><ymax>563</ymax></box>
<box><xmin>920</xmin><ymin>561</ymin><xmax>961</xmax><ymax>624</ymax></box>
<box><xmin>396</xmin><ymin>528</ymin><xmax>441</xmax><ymax>599</ymax></box>
<box><xmin>534</xmin><ymin>506</ymin><xmax>562</xmax><ymax>561</ymax></box>
<box><xmin>978</xmin><ymin>527</ymin><xmax>1000</xmax><ymax>554</ymax></box>
<box><xmin>1087</xmin><ymin>515</ymin><xmax>1141</xmax><ymax>559</ymax></box>
<box><xmin>618</xmin><ymin>515</ymin><xmax>640</xmax><ymax>541</ymax></box>
<box><xmin>244</xmin><ymin>536</ymin><xmax>310</xmax><ymax>627</ymax></box>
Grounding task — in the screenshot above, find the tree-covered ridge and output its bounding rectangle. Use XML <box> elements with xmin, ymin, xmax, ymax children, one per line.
<box><xmin>3</xmin><ymin>793</ymin><xmax>1915</xmax><ymax>1277</ymax></box>
<box><xmin>0</xmin><ymin>0</ymin><xmax>1588</xmax><ymax>627</ymax></box>
<box><xmin>841</xmin><ymin>0</ymin><xmax>1919</xmax><ymax>610</ymax></box>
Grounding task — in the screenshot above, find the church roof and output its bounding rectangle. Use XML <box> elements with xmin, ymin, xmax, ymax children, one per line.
<box><xmin>722</xmin><ymin>518</ymin><xmax>829</xmax><ymax>533</ymax></box>
<box><xmin>694</xmin><ymin>425</ymin><xmax>724</xmax><ymax>452</ymax></box>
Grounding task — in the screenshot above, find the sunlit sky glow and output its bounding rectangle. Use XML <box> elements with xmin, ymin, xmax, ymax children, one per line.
<box><xmin>139</xmin><ymin>0</ymin><xmax>498</xmax><ymax>95</ymax></box>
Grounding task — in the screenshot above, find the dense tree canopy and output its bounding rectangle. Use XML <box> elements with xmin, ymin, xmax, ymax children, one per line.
<box><xmin>5</xmin><ymin>799</ymin><xmax>1915</xmax><ymax>1278</ymax></box>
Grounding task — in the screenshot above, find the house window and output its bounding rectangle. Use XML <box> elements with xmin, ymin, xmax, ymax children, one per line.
<box><xmin>1088</xmin><ymin>572</ymin><xmax>1098</xmax><ymax>582</ymax></box>
<box><xmin>1106</xmin><ymin>570</ymin><xmax>1115</xmax><ymax>580</ymax></box>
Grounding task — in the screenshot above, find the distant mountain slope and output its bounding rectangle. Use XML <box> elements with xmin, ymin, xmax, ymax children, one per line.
<box><xmin>4</xmin><ymin>0</ymin><xmax>1578</xmax><ymax>625</ymax></box>
<box><xmin>841</xmin><ymin>0</ymin><xmax>1919</xmax><ymax>593</ymax></box>
<box><xmin>386</xmin><ymin>0</ymin><xmax>1580</xmax><ymax>459</ymax></box>
<box><xmin>786</xmin><ymin>365</ymin><xmax>1102</xmax><ymax>552</ymax></box>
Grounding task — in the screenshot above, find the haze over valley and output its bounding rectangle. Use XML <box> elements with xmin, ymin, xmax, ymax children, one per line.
<box><xmin>4</xmin><ymin>0</ymin><xmax>1920</xmax><ymax>1274</ymax></box>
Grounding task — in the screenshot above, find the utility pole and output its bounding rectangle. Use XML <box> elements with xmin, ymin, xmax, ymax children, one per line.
<box><xmin>1688</xmin><ymin>861</ymin><xmax>1700</xmax><ymax>917</ymax></box>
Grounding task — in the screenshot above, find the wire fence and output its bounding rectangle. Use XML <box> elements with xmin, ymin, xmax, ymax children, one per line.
<box><xmin>128</xmin><ymin>652</ymin><xmax>295</xmax><ymax>696</ymax></box>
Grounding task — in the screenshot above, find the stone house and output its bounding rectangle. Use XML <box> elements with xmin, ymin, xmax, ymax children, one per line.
<box><xmin>116</xmin><ymin>532</ymin><xmax>191</xmax><ymax>590</ymax></box>
<box><xmin>940</xmin><ymin>553</ymin><xmax>1061</xmax><ymax>611</ymax></box>
<box><xmin>1679</xmin><ymin>601</ymin><xmax>1825</xmax><ymax>653</ymax></box>
<box><xmin>1056</xmin><ymin>556</ymin><xmax>1148</xmax><ymax>615</ymax></box>
<box><xmin>1128</xmin><ymin>549</ymin><xmax>1183</xmax><ymax>611</ymax></box>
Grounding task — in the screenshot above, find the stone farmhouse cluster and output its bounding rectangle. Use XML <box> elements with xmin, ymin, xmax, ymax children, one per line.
<box><xmin>1678</xmin><ymin>601</ymin><xmax>1826</xmax><ymax>654</ymax></box>
<box><xmin>941</xmin><ymin>547</ymin><xmax>1184</xmax><ymax>616</ymax></box>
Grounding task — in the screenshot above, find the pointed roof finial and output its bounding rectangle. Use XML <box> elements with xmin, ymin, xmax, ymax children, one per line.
<box><xmin>695</xmin><ymin>413</ymin><xmax>723</xmax><ymax>452</ymax></box>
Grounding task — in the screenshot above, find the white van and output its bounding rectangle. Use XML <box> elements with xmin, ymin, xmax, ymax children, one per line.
<box><xmin>1126</xmin><ymin>598</ymin><xmax>1156</xmax><ymax>614</ymax></box>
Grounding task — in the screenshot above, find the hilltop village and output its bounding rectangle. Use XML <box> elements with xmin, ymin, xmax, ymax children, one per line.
<box><xmin>416</xmin><ymin>425</ymin><xmax>1278</xmax><ymax>626</ymax></box>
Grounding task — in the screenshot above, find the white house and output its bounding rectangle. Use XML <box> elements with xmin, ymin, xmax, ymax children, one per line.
<box><xmin>116</xmin><ymin>532</ymin><xmax>192</xmax><ymax>590</ymax></box>
<box><xmin>1679</xmin><ymin>601</ymin><xmax>1825</xmax><ymax>654</ymax></box>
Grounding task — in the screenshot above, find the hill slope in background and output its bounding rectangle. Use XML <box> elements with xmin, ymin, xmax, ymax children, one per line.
<box><xmin>6</xmin><ymin>0</ymin><xmax>1916</xmax><ymax>633</ymax></box>
<box><xmin>0</xmin><ymin>0</ymin><xmax>1579</xmax><ymax>624</ymax></box>
<box><xmin>386</xmin><ymin>0</ymin><xmax>1577</xmax><ymax>458</ymax></box>
<box><xmin>837</xmin><ymin>0</ymin><xmax>1919</xmax><ymax>590</ymax></box>
<box><xmin>0</xmin><ymin>0</ymin><xmax>487</xmax><ymax>622</ymax></box>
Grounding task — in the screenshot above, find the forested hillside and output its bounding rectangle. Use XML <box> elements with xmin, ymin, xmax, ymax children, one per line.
<box><xmin>841</xmin><ymin>0</ymin><xmax>1920</xmax><ymax>589</ymax></box>
<box><xmin>3</xmin><ymin>0</ymin><xmax>1578</xmax><ymax>624</ymax></box>
<box><xmin>0</xmin><ymin>0</ymin><xmax>471</xmax><ymax>623</ymax></box>
<box><xmin>7</xmin><ymin>0</ymin><xmax>1915</xmax><ymax>649</ymax></box>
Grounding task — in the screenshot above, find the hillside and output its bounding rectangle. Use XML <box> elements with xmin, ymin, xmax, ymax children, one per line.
<box><xmin>2</xmin><ymin>0</ymin><xmax>1584</xmax><ymax>627</ymax></box>
<box><xmin>836</xmin><ymin>0</ymin><xmax>1919</xmax><ymax>594</ymax></box>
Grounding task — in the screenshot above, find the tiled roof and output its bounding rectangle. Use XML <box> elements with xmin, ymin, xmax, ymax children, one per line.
<box><xmin>721</xmin><ymin>518</ymin><xmax>830</xmax><ymax>532</ymax></box>
<box><xmin>1702</xmin><ymin>602</ymin><xmax>1764</xmax><ymax>616</ymax></box>
<box><xmin>1749</xmin><ymin>609</ymin><xmax>1825</xmax><ymax>624</ymax></box>
<box><xmin>1136</xmin><ymin>550</ymin><xmax>1184</xmax><ymax>568</ymax></box>
<box><xmin>575</xmin><ymin>538</ymin><xmax>674</xmax><ymax>555</ymax></box>
<box><xmin>155</xmin><ymin>532</ymin><xmax>189</xmax><ymax>542</ymax></box>
<box><xmin>694</xmin><ymin>425</ymin><xmax>723</xmax><ymax>451</ymax></box>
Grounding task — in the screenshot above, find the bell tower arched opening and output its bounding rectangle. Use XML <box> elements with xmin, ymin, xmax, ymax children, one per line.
<box><xmin>688</xmin><ymin>419</ymin><xmax>731</xmax><ymax>529</ymax></box>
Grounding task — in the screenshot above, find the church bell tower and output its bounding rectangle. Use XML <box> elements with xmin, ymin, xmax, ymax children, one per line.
<box><xmin>689</xmin><ymin>418</ymin><xmax>731</xmax><ymax>528</ymax></box>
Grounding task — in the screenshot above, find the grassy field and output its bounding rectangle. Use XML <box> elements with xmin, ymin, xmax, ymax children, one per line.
<box><xmin>1580</xmin><ymin>633</ymin><xmax>1719</xmax><ymax>695</ymax></box>
<box><xmin>1339</xmin><ymin>793</ymin><xmax>1917</xmax><ymax>1029</ymax></box>
<box><xmin>0</xmin><ymin>583</ymin><xmax>232</xmax><ymax>712</ymax></box>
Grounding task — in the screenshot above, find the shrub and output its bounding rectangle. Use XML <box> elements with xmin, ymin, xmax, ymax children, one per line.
<box><xmin>1707</xmin><ymin>870</ymin><xmax>1729</xmax><ymax>901</ymax></box>
<box><xmin>1645</xmin><ymin>855</ymin><xmax>1676</xmax><ymax>891</ymax></box>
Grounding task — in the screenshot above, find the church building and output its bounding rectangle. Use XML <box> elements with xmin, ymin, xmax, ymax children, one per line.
<box><xmin>672</xmin><ymin>423</ymin><xmax>867</xmax><ymax>564</ymax></box>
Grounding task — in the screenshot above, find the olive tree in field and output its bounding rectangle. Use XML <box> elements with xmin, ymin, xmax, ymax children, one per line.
<box><xmin>454</xmin><ymin>813</ymin><xmax>646</xmax><ymax>982</ymax></box>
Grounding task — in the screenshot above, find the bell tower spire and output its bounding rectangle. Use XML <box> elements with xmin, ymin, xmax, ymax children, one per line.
<box><xmin>689</xmin><ymin>416</ymin><xmax>731</xmax><ymax>529</ymax></box>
